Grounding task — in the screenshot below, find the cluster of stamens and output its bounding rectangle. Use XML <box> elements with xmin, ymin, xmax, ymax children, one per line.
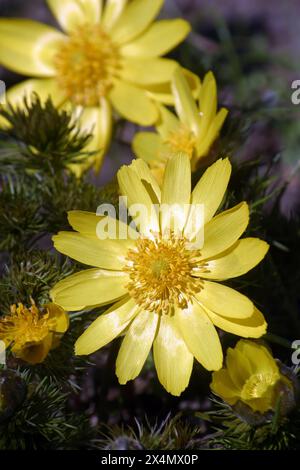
<box><xmin>54</xmin><ymin>24</ymin><xmax>121</xmax><ymax>106</ymax></box>
<box><xmin>164</xmin><ymin>125</ymin><xmax>196</xmax><ymax>159</ymax></box>
<box><xmin>242</xmin><ymin>372</ymin><xmax>279</xmax><ymax>400</ymax></box>
<box><xmin>0</xmin><ymin>300</ymin><xmax>52</xmax><ymax>347</ymax></box>
<box><xmin>123</xmin><ymin>232</ymin><xmax>209</xmax><ymax>314</ymax></box>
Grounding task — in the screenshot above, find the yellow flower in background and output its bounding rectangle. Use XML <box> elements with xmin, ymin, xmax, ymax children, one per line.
<box><xmin>51</xmin><ymin>154</ymin><xmax>269</xmax><ymax>396</ymax></box>
<box><xmin>0</xmin><ymin>299</ymin><xmax>69</xmax><ymax>364</ymax></box>
<box><xmin>211</xmin><ymin>340</ymin><xmax>294</xmax><ymax>414</ymax></box>
<box><xmin>133</xmin><ymin>67</ymin><xmax>228</xmax><ymax>184</ymax></box>
<box><xmin>0</xmin><ymin>0</ymin><xmax>195</xmax><ymax>172</ymax></box>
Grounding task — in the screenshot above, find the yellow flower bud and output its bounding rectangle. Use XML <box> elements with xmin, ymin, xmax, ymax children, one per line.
<box><xmin>211</xmin><ymin>340</ymin><xmax>296</xmax><ymax>420</ymax></box>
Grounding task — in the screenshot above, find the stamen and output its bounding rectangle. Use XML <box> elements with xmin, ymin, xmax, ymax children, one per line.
<box><xmin>0</xmin><ymin>300</ymin><xmax>55</xmax><ymax>348</ymax></box>
<box><xmin>242</xmin><ymin>372</ymin><xmax>279</xmax><ymax>400</ymax></box>
<box><xmin>54</xmin><ymin>24</ymin><xmax>121</xmax><ymax>106</ymax></box>
<box><xmin>165</xmin><ymin>125</ymin><xmax>196</xmax><ymax>159</ymax></box>
<box><xmin>123</xmin><ymin>232</ymin><xmax>207</xmax><ymax>314</ymax></box>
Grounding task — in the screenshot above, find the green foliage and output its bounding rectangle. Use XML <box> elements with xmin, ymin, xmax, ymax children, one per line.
<box><xmin>0</xmin><ymin>371</ymin><xmax>95</xmax><ymax>450</ymax></box>
<box><xmin>96</xmin><ymin>414</ymin><xmax>204</xmax><ymax>450</ymax></box>
<box><xmin>0</xmin><ymin>249</ymin><xmax>99</xmax><ymax>387</ymax></box>
<box><xmin>198</xmin><ymin>398</ymin><xmax>300</xmax><ymax>450</ymax></box>
<box><xmin>0</xmin><ymin>251</ymin><xmax>75</xmax><ymax>312</ymax></box>
<box><xmin>0</xmin><ymin>95</ymin><xmax>92</xmax><ymax>174</ymax></box>
<box><xmin>0</xmin><ymin>95</ymin><xmax>119</xmax><ymax>254</ymax></box>
<box><xmin>0</xmin><ymin>172</ymin><xmax>119</xmax><ymax>253</ymax></box>
<box><xmin>0</xmin><ymin>175</ymin><xmax>44</xmax><ymax>252</ymax></box>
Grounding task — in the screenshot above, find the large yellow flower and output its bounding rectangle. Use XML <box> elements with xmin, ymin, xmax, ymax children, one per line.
<box><xmin>51</xmin><ymin>154</ymin><xmax>269</xmax><ymax>396</ymax></box>
<box><xmin>0</xmin><ymin>300</ymin><xmax>69</xmax><ymax>364</ymax></box>
<box><xmin>0</xmin><ymin>0</ymin><xmax>194</xmax><ymax>172</ymax></box>
<box><xmin>211</xmin><ymin>340</ymin><xmax>294</xmax><ymax>414</ymax></box>
<box><xmin>133</xmin><ymin>67</ymin><xmax>228</xmax><ymax>184</ymax></box>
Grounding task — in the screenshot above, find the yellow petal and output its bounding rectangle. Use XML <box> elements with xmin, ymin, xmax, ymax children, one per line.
<box><xmin>47</xmin><ymin>0</ymin><xmax>82</xmax><ymax>31</ymax></box>
<box><xmin>210</xmin><ymin>368</ymin><xmax>240</xmax><ymax>404</ymax></box>
<box><xmin>53</xmin><ymin>231</ymin><xmax>131</xmax><ymax>270</ymax></box>
<box><xmin>120</xmin><ymin>19</ymin><xmax>191</xmax><ymax>58</ymax></box>
<box><xmin>75</xmin><ymin>297</ymin><xmax>139</xmax><ymax>355</ymax></box>
<box><xmin>118</xmin><ymin>161</ymin><xmax>160</xmax><ymax>235</ymax></box>
<box><xmin>121</xmin><ymin>58</ymin><xmax>177</xmax><ymax>85</ymax></box>
<box><xmin>186</xmin><ymin>158</ymin><xmax>231</xmax><ymax>231</ymax></box>
<box><xmin>201</xmin><ymin>238</ymin><xmax>269</xmax><ymax>281</ymax></box>
<box><xmin>196</xmin><ymin>108</ymin><xmax>228</xmax><ymax>157</ymax></box>
<box><xmin>51</xmin><ymin>268</ymin><xmax>128</xmax><ymax>311</ymax></box>
<box><xmin>109</xmin><ymin>80</ymin><xmax>158</xmax><ymax>125</ymax></box>
<box><xmin>132</xmin><ymin>132</ymin><xmax>166</xmax><ymax>164</ymax></box>
<box><xmin>45</xmin><ymin>303</ymin><xmax>69</xmax><ymax>333</ymax></box>
<box><xmin>176</xmin><ymin>302</ymin><xmax>222</xmax><ymax>370</ymax></box>
<box><xmin>147</xmin><ymin>68</ymin><xmax>201</xmax><ymax>105</ymax></box>
<box><xmin>67</xmin><ymin>210</ymin><xmax>138</xmax><ymax>240</ymax></box>
<box><xmin>186</xmin><ymin>169</ymin><xmax>241</xmax><ymax>248</ymax></box>
<box><xmin>161</xmin><ymin>153</ymin><xmax>191</xmax><ymax>233</ymax></box>
<box><xmin>205</xmin><ymin>306</ymin><xmax>267</xmax><ymax>339</ymax></box>
<box><xmin>110</xmin><ymin>0</ymin><xmax>163</xmax><ymax>44</ymax></box>
<box><xmin>236</xmin><ymin>340</ymin><xmax>278</xmax><ymax>375</ymax></box>
<box><xmin>116</xmin><ymin>310</ymin><xmax>158</xmax><ymax>384</ymax></box>
<box><xmin>47</xmin><ymin>0</ymin><xmax>102</xmax><ymax>31</ymax></box>
<box><xmin>0</xmin><ymin>19</ymin><xmax>65</xmax><ymax>76</ymax></box>
<box><xmin>129</xmin><ymin>158</ymin><xmax>161</xmax><ymax>204</ymax></box>
<box><xmin>228</xmin><ymin>345</ymin><xmax>254</xmax><ymax>383</ymax></box>
<box><xmin>4</xmin><ymin>78</ymin><xmax>65</xmax><ymax>109</ymax></box>
<box><xmin>246</xmin><ymin>396</ymin><xmax>276</xmax><ymax>413</ymax></box>
<box><xmin>0</xmin><ymin>79</ymin><xmax>64</xmax><ymax>129</ymax></box>
<box><xmin>197</xmin><ymin>71</ymin><xmax>217</xmax><ymax>137</ymax></box>
<box><xmin>68</xmin><ymin>210</ymin><xmax>108</xmax><ymax>236</ymax></box>
<box><xmin>156</xmin><ymin>105</ymin><xmax>180</xmax><ymax>140</ymax></box>
<box><xmin>101</xmin><ymin>0</ymin><xmax>127</xmax><ymax>30</ymax></box>
<box><xmin>201</xmin><ymin>202</ymin><xmax>249</xmax><ymax>259</ymax></box>
<box><xmin>171</xmin><ymin>67</ymin><xmax>202</xmax><ymax>137</ymax></box>
<box><xmin>81</xmin><ymin>0</ymin><xmax>103</xmax><ymax>23</ymax></box>
<box><xmin>196</xmin><ymin>281</ymin><xmax>254</xmax><ymax>319</ymax></box>
<box><xmin>1</xmin><ymin>79</ymin><xmax>63</xmax><ymax>130</ymax></box>
<box><xmin>69</xmin><ymin>100</ymin><xmax>112</xmax><ymax>174</ymax></box>
<box><xmin>220</xmin><ymin>357</ymin><xmax>247</xmax><ymax>396</ymax></box>
<box><xmin>153</xmin><ymin>314</ymin><xmax>193</xmax><ymax>396</ymax></box>
<box><xmin>16</xmin><ymin>334</ymin><xmax>53</xmax><ymax>364</ymax></box>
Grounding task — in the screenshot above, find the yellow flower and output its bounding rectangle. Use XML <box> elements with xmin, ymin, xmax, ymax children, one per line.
<box><xmin>0</xmin><ymin>0</ymin><xmax>195</xmax><ymax>172</ymax></box>
<box><xmin>133</xmin><ymin>67</ymin><xmax>228</xmax><ymax>184</ymax></box>
<box><xmin>211</xmin><ymin>340</ymin><xmax>294</xmax><ymax>414</ymax></box>
<box><xmin>51</xmin><ymin>154</ymin><xmax>269</xmax><ymax>396</ymax></box>
<box><xmin>0</xmin><ymin>300</ymin><xmax>69</xmax><ymax>364</ymax></box>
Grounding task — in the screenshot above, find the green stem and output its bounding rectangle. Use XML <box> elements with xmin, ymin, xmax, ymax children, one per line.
<box><xmin>264</xmin><ymin>333</ymin><xmax>292</xmax><ymax>349</ymax></box>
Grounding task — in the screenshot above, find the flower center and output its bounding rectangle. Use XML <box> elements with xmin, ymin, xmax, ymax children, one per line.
<box><xmin>165</xmin><ymin>126</ymin><xmax>196</xmax><ymax>159</ymax></box>
<box><xmin>123</xmin><ymin>233</ymin><xmax>205</xmax><ymax>314</ymax></box>
<box><xmin>54</xmin><ymin>24</ymin><xmax>121</xmax><ymax>106</ymax></box>
<box><xmin>241</xmin><ymin>372</ymin><xmax>279</xmax><ymax>400</ymax></box>
<box><xmin>0</xmin><ymin>301</ymin><xmax>53</xmax><ymax>349</ymax></box>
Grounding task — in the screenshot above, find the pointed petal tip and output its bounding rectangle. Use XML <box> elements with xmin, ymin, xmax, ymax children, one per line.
<box><xmin>216</xmin><ymin>155</ymin><xmax>231</xmax><ymax>168</ymax></box>
<box><xmin>204</xmin><ymin>70</ymin><xmax>215</xmax><ymax>82</ymax></box>
<box><xmin>163</xmin><ymin>380</ymin><xmax>190</xmax><ymax>397</ymax></box>
<box><xmin>221</xmin><ymin>107</ymin><xmax>229</xmax><ymax>117</ymax></box>
<box><xmin>117</xmin><ymin>376</ymin><xmax>128</xmax><ymax>386</ymax></box>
